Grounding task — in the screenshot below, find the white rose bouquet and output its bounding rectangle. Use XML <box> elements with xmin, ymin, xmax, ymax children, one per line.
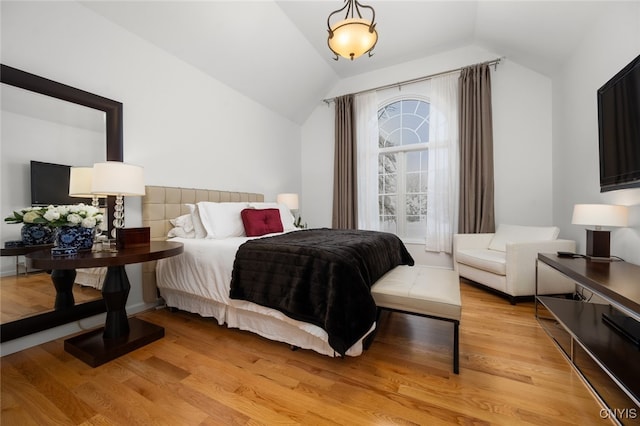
<box><xmin>4</xmin><ymin>204</ymin><xmax>103</xmax><ymax>228</ymax></box>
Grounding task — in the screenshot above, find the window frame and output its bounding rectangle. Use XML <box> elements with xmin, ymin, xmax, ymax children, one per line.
<box><xmin>377</xmin><ymin>96</ymin><xmax>431</xmax><ymax>244</ymax></box>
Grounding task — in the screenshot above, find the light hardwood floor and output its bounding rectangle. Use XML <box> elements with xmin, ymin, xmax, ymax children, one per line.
<box><xmin>1</xmin><ymin>280</ymin><xmax>611</xmax><ymax>425</ymax></box>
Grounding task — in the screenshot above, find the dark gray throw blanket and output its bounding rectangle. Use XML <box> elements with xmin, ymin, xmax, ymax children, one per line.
<box><xmin>229</xmin><ymin>228</ymin><xmax>415</xmax><ymax>356</ymax></box>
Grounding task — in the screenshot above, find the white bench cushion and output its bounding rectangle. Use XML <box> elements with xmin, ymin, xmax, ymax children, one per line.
<box><xmin>371</xmin><ymin>266</ymin><xmax>461</xmax><ymax>321</ymax></box>
<box><xmin>456</xmin><ymin>248</ymin><xmax>507</xmax><ymax>276</ymax></box>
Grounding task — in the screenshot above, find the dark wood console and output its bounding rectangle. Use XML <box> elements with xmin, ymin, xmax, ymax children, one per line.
<box><xmin>536</xmin><ymin>254</ymin><xmax>639</xmax><ymax>425</ymax></box>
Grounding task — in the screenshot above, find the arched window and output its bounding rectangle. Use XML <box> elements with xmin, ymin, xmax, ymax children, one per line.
<box><xmin>378</xmin><ymin>98</ymin><xmax>430</xmax><ymax>241</ymax></box>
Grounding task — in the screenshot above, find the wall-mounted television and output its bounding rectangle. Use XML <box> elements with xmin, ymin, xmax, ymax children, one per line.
<box><xmin>597</xmin><ymin>54</ymin><xmax>640</xmax><ymax>192</ymax></box>
<box><xmin>30</xmin><ymin>160</ymin><xmax>93</xmax><ymax>206</ymax></box>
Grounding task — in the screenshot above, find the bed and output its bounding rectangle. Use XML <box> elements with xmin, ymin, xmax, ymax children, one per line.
<box><xmin>142</xmin><ymin>185</ymin><xmax>414</xmax><ymax>357</ymax></box>
<box><xmin>75</xmin><ymin>267</ymin><xmax>107</xmax><ymax>289</ymax></box>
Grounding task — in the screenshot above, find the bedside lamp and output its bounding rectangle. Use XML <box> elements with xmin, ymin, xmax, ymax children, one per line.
<box><xmin>92</xmin><ymin>161</ymin><xmax>145</xmax><ymax>237</ymax></box>
<box><xmin>277</xmin><ymin>193</ymin><xmax>305</xmax><ymax>229</ymax></box>
<box><xmin>69</xmin><ymin>167</ymin><xmax>106</xmax><ymax>208</ymax></box>
<box><xmin>572</xmin><ymin>204</ymin><xmax>628</xmax><ymax>259</ymax></box>
<box><xmin>277</xmin><ymin>193</ymin><xmax>299</xmax><ymax>211</ymax></box>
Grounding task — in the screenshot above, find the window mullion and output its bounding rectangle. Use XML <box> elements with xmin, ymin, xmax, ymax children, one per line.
<box><xmin>397</xmin><ymin>152</ymin><xmax>406</xmax><ymax>237</ymax></box>
<box><xmin>379</xmin><ymin>143</ymin><xmax>428</xmax><ymax>154</ymax></box>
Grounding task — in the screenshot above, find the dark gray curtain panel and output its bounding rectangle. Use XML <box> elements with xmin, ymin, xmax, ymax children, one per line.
<box><xmin>458</xmin><ymin>63</ymin><xmax>495</xmax><ymax>234</ymax></box>
<box><xmin>332</xmin><ymin>95</ymin><xmax>358</xmax><ymax>229</ymax></box>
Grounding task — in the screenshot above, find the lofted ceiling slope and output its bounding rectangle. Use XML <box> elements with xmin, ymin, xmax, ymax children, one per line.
<box><xmin>81</xmin><ymin>1</ymin><xmax>617</xmax><ymax>125</ymax></box>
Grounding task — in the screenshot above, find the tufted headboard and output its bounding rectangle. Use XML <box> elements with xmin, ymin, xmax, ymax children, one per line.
<box><xmin>140</xmin><ymin>185</ymin><xmax>264</xmax><ymax>303</ymax></box>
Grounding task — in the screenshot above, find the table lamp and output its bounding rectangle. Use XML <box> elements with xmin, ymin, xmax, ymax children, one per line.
<box><xmin>92</xmin><ymin>161</ymin><xmax>145</xmax><ymax>237</ymax></box>
<box><xmin>69</xmin><ymin>167</ymin><xmax>106</xmax><ymax>208</ymax></box>
<box><xmin>277</xmin><ymin>193</ymin><xmax>299</xmax><ymax>211</ymax></box>
<box><xmin>277</xmin><ymin>193</ymin><xmax>306</xmax><ymax>229</ymax></box>
<box><xmin>571</xmin><ymin>204</ymin><xmax>628</xmax><ymax>259</ymax></box>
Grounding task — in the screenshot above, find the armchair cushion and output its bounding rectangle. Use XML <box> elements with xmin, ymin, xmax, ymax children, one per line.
<box><xmin>488</xmin><ymin>224</ymin><xmax>560</xmax><ymax>252</ymax></box>
<box><xmin>456</xmin><ymin>249</ymin><xmax>506</xmax><ymax>275</ymax></box>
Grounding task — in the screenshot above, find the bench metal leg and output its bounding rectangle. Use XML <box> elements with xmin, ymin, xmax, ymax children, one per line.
<box><xmin>371</xmin><ymin>307</ymin><xmax>461</xmax><ymax>374</ymax></box>
<box><xmin>453</xmin><ymin>320</ymin><xmax>459</xmax><ymax>374</ymax></box>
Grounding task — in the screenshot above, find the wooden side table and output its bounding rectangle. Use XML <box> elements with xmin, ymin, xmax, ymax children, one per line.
<box><xmin>26</xmin><ymin>241</ymin><xmax>183</xmax><ymax>367</ymax></box>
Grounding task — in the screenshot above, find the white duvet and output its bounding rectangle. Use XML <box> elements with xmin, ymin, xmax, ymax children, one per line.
<box><xmin>157</xmin><ymin>237</ymin><xmax>245</xmax><ymax>305</ymax></box>
<box><xmin>156</xmin><ymin>235</ymin><xmax>370</xmax><ymax>357</ymax></box>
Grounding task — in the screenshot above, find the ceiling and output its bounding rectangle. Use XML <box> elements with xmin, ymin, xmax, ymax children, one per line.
<box><xmin>80</xmin><ymin>1</ymin><xmax>617</xmax><ymax>124</ymax></box>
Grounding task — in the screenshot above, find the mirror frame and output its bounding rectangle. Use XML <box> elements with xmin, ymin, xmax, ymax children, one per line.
<box><xmin>1</xmin><ymin>64</ymin><xmax>123</xmax><ymax>342</ymax></box>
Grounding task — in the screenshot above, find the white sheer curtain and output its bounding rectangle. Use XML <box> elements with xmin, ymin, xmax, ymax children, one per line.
<box><xmin>425</xmin><ymin>73</ymin><xmax>460</xmax><ymax>252</ymax></box>
<box><xmin>355</xmin><ymin>91</ymin><xmax>380</xmax><ymax>230</ymax></box>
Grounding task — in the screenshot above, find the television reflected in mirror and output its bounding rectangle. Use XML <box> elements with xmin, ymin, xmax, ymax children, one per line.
<box><xmin>30</xmin><ymin>160</ymin><xmax>94</xmax><ymax>206</ymax></box>
<box><xmin>597</xmin><ymin>54</ymin><xmax>640</xmax><ymax>192</ymax></box>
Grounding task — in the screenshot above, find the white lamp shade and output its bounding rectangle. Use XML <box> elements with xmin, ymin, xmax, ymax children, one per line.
<box><xmin>277</xmin><ymin>193</ymin><xmax>299</xmax><ymax>210</ymax></box>
<box><xmin>571</xmin><ymin>204</ymin><xmax>628</xmax><ymax>227</ymax></box>
<box><xmin>69</xmin><ymin>167</ymin><xmax>105</xmax><ymax>198</ymax></box>
<box><xmin>92</xmin><ymin>161</ymin><xmax>145</xmax><ymax>196</ymax></box>
<box><xmin>329</xmin><ymin>18</ymin><xmax>378</xmax><ymax>60</ymax></box>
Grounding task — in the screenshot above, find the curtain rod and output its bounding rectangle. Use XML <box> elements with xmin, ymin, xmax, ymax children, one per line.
<box><xmin>322</xmin><ymin>57</ymin><xmax>504</xmax><ymax>105</ymax></box>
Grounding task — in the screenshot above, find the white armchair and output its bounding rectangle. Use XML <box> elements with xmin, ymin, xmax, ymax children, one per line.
<box><xmin>453</xmin><ymin>224</ymin><xmax>576</xmax><ymax>304</ymax></box>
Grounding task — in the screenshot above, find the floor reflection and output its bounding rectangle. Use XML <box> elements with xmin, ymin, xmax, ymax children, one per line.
<box><xmin>0</xmin><ymin>271</ymin><xmax>102</xmax><ymax>324</ymax></box>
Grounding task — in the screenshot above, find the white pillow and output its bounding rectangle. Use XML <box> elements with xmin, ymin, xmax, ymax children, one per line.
<box><xmin>249</xmin><ymin>202</ymin><xmax>296</xmax><ymax>231</ymax></box>
<box><xmin>186</xmin><ymin>203</ymin><xmax>207</xmax><ymax>239</ymax></box>
<box><xmin>170</xmin><ymin>214</ymin><xmax>194</xmax><ymax>232</ymax></box>
<box><xmin>168</xmin><ymin>213</ymin><xmax>195</xmax><ymax>238</ymax></box>
<box><xmin>168</xmin><ymin>227</ymin><xmax>195</xmax><ymax>238</ymax></box>
<box><xmin>197</xmin><ymin>201</ymin><xmax>249</xmax><ymax>239</ymax></box>
<box><xmin>488</xmin><ymin>224</ymin><xmax>560</xmax><ymax>252</ymax></box>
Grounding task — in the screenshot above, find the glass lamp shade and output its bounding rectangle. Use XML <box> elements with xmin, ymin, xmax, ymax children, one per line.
<box><xmin>328</xmin><ymin>18</ymin><xmax>378</xmax><ymax>60</ymax></box>
<box><xmin>276</xmin><ymin>193</ymin><xmax>299</xmax><ymax>210</ymax></box>
<box><xmin>571</xmin><ymin>204</ymin><xmax>628</xmax><ymax>228</ymax></box>
<box><xmin>91</xmin><ymin>161</ymin><xmax>145</xmax><ymax>196</ymax></box>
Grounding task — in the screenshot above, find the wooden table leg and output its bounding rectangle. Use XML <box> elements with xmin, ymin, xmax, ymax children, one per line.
<box><xmin>102</xmin><ymin>265</ymin><xmax>130</xmax><ymax>338</ymax></box>
<box><xmin>64</xmin><ymin>264</ymin><xmax>164</xmax><ymax>367</ymax></box>
<box><xmin>51</xmin><ymin>269</ymin><xmax>76</xmax><ymax>310</ymax></box>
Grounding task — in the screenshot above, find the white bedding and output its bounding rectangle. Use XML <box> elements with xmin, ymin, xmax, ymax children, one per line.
<box><xmin>75</xmin><ymin>267</ymin><xmax>107</xmax><ymax>290</ymax></box>
<box><xmin>156</xmin><ymin>235</ymin><xmax>371</xmax><ymax>357</ymax></box>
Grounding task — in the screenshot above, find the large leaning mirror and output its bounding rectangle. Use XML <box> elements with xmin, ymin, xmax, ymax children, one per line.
<box><xmin>0</xmin><ymin>64</ymin><xmax>123</xmax><ymax>342</ymax></box>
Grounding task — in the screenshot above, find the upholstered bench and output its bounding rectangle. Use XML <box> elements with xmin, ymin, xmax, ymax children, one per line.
<box><xmin>370</xmin><ymin>265</ymin><xmax>462</xmax><ymax>373</ymax></box>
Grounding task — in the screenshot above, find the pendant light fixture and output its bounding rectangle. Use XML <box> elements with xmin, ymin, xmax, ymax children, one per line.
<box><xmin>327</xmin><ymin>0</ymin><xmax>378</xmax><ymax>61</ymax></box>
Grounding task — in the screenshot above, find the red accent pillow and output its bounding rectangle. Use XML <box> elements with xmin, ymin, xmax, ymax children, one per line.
<box><xmin>241</xmin><ymin>208</ymin><xmax>284</xmax><ymax>237</ymax></box>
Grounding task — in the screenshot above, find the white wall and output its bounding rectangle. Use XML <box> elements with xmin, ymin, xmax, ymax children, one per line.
<box><xmin>1</xmin><ymin>2</ymin><xmax>302</xmax><ymax>198</ymax></box>
<box><xmin>0</xmin><ymin>1</ymin><xmax>301</xmax><ymax>353</ymax></box>
<box><xmin>300</xmin><ymin>102</ymin><xmax>334</xmax><ymax>229</ymax></box>
<box><xmin>553</xmin><ymin>1</ymin><xmax>640</xmax><ymax>265</ymax></box>
<box><xmin>301</xmin><ymin>46</ymin><xmax>554</xmax><ymax>266</ymax></box>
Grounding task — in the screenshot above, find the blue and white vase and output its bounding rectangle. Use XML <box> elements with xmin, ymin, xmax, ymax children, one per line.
<box><xmin>55</xmin><ymin>226</ymin><xmax>95</xmax><ymax>252</ymax></box>
<box><xmin>21</xmin><ymin>224</ymin><xmax>55</xmax><ymax>246</ymax></box>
